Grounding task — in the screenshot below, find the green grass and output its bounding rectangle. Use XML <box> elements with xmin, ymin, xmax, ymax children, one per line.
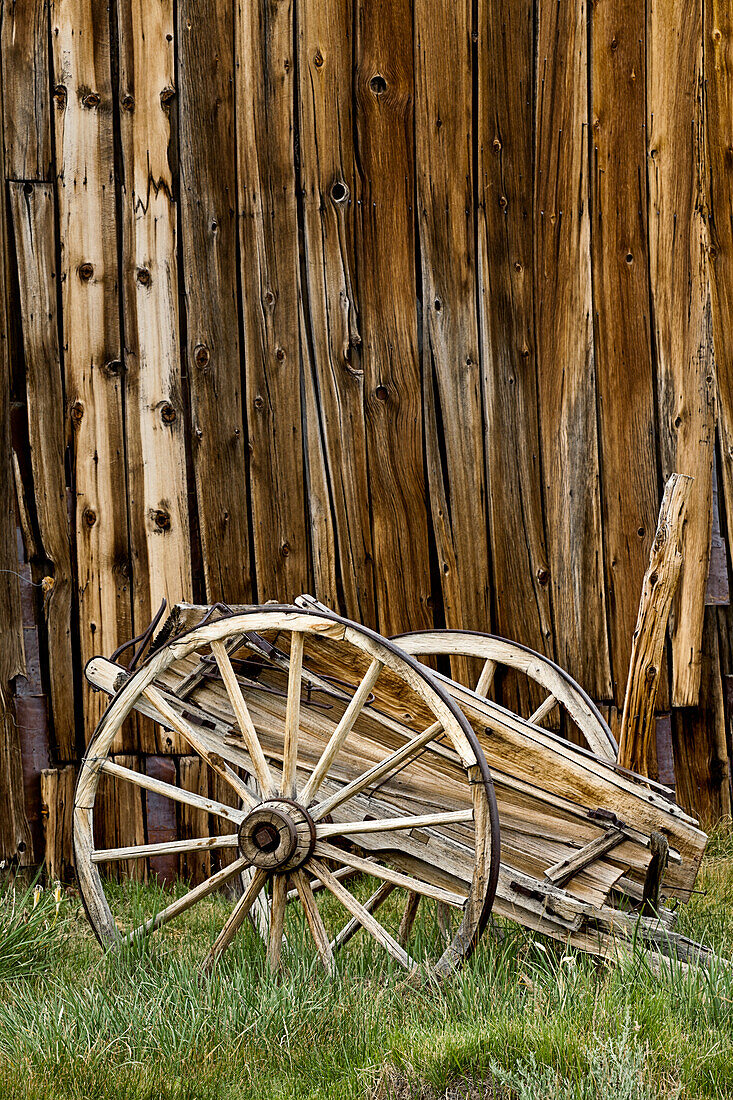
<box><xmin>1</xmin><ymin>831</ymin><xmax>733</xmax><ymax>1100</ymax></box>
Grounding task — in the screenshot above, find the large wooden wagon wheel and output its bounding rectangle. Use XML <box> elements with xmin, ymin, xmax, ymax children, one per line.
<box><xmin>76</xmin><ymin>607</ymin><xmax>500</xmax><ymax>979</ymax></box>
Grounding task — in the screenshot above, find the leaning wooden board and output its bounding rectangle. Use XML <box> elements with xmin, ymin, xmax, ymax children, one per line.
<box><xmin>83</xmin><ymin>602</ymin><xmax>707</xmax><ymax>964</ymax></box>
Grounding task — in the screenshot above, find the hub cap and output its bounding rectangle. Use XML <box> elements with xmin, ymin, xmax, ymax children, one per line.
<box><xmin>238</xmin><ymin>799</ymin><xmax>316</xmax><ymax>871</ymax></box>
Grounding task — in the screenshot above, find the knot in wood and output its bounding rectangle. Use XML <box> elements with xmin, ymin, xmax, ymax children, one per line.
<box><xmin>70</xmin><ymin>401</ymin><xmax>84</xmax><ymax>424</ymax></box>
<box><xmin>160</xmin><ymin>86</ymin><xmax>176</xmax><ymax>107</ymax></box>
<box><xmin>313</xmin><ymin>51</ymin><xmax>324</xmax><ymax>68</ymax></box>
<box><xmin>369</xmin><ymin>73</ymin><xmax>387</xmax><ymax>95</ymax></box>
<box><xmin>136</xmin><ymin>267</ymin><xmax>151</xmax><ymax>287</ymax></box>
<box><xmin>121</xmin><ymin>94</ymin><xmax>135</xmax><ymax>112</ymax></box>
<box><xmin>330</xmin><ymin>180</ymin><xmax>348</xmax><ymax>203</ymax></box>
<box><xmin>104</xmin><ymin>359</ymin><xmax>122</xmax><ymax>377</ymax></box>
<box><xmin>82</xmin><ymin>91</ymin><xmax>100</xmax><ymax>108</ymax></box>
<box><xmin>254</xmin><ymin>395</ymin><xmax>264</xmax><ymax>410</ymax></box>
<box><xmin>78</xmin><ymin>263</ymin><xmax>94</xmax><ymax>282</ymax></box>
<box><xmin>280</xmin><ymin>542</ymin><xmax>290</xmax><ymax>558</ymax></box>
<box><xmin>275</xmin><ymin>347</ymin><xmax>286</xmax><ymax>362</ymax></box>
<box><xmin>536</xmin><ymin>567</ymin><xmax>550</xmax><ymax>587</ymax></box>
<box><xmin>194</xmin><ymin>343</ymin><xmax>210</xmax><ymax>367</ymax></box>
<box><xmin>492</xmin><ymin>137</ymin><xmax>502</xmax><ymax>153</ymax></box>
<box><xmin>154</xmin><ymin>509</ymin><xmax>171</xmax><ymax>531</ymax></box>
<box><xmin>83</xmin><ymin>508</ymin><xmax>97</xmax><ymax>528</ymax></box>
<box><xmin>375</xmin><ymin>385</ymin><xmax>388</xmax><ymax>402</ymax></box>
<box><xmin>160</xmin><ymin>402</ymin><xmax>176</xmax><ymax>424</ymax></box>
<box><xmin>53</xmin><ymin>85</ymin><xmax>67</xmax><ymax>108</ymax></box>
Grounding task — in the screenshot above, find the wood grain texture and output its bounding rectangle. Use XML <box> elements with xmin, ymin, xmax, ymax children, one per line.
<box><xmin>177</xmin><ymin>0</ymin><xmax>251</xmax><ymax>605</ymax></box>
<box><xmin>117</xmin><ymin>0</ymin><xmax>191</xmax><ymax>632</ymax></box>
<box><xmin>235</xmin><ymin>0</ymin><xmax>310</xmax><ymax>602</ymax></box>
<box><xmin>415</xmin><ymin>0</ymin><xmax>490</xmax><ymax>641</ymax></box>
<box><xmin>618</xmin><ymin>474</ymin><xmax>692</xmax><ymax>777</ymax></box>
<box><xmin>353</xmin><ymin>0</ymin><xmax>432</xmax><ymax>635</ymax></box>
<box><xmin>647</xmin><ymin>0</ymin><xmax>714</xmax><ymax>705</ymax></box>
<box><xmin>178</xmin><ymin>755</ymin><xmax>210</xmax><ymax>883</ymax></box>
<box><xmin>1</xmin><ymin>0</ymin><xmax>52</xmax><ymax>180</ymax></box>
<box><xmin>591</xmin><ymin>0</ymin><xmax>660</xmax><ymax>706</ymax></box>
<box><xmin>706</xmin><ymin>0</ymin><xmax>733</xmax><ymax>633</ymax></box>
<box><xmin>144</xmin><ymin>754</ymin><xmax>178</xmax><ymax>883</ymax></box>
<box><xmin>477</xmin><ymin>0</ymin><xmax>553</xmax><ymax>681</ymax></box>
<box><xmin>534</xmin><ymin>0</ymin><xmax>611</xmax><ymax>698</ymax></box>
<box><xmin>51</xmin><ymin>0</ymin><xmax>131</xmax><ymax>738</ymax></box>
<box><xmin>40</xmin><ymin>765</ymin><xmax>75</xmax><ymax>880</ymax></box>
<box><xmin>297</xmin><ymin>0</ymin><xmax>376</xmax><ymax>624</ymax></box>
<box><xmin>114</xmin><ymin>753</ymin><xmax>145</xmax><ymax>881</ymax></box>
<box><xmin>9</xmin><ymin>181</ymin><xmax>76</xmax><ymax>760</ymax></box>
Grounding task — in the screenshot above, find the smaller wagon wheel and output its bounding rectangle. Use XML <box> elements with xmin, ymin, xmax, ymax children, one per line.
<box><xmin>394</xmin><ymin>629</ymin><xmax>617</xmax><ymax>760</ymax></box>
<box><xmin>76</xmin><ymin>608</ymin><xmax>501</xmax><ymax>979</ymax></box>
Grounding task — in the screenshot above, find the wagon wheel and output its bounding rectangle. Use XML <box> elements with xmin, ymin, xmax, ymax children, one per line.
<box><xmin>390</xmin><ymin>628</ymin><xmax>617</xmax><ymax>941</ymax></box>
<box><xmin>75</xmin><ymin>607</ymin><xmax>500</xmax><ymax>979</ymax></box>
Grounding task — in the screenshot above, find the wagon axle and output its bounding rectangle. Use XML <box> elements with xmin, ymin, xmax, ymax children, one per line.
<box><xmin>238</xmin><ymin>799</ymin><xmax>316</xmax><ymax>872</ymax></box>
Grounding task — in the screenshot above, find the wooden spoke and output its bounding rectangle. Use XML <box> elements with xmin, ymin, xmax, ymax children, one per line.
<box><xmin>528</xmin><ymin>693</ymin><xmax>558</xmax><ymax>726</ymax></box>
<box><xmin>142</xmin><ymin>685</ymin><xmax>257</xmax><ymax>809</ymax></box>
<box><xmin>100</xmin><ymin>759</ymin><xmax>247</xmax><ymax>825</ymax></box>
<box><xmin>285</xmin><ymin>864</ymin><xmax>361</xmax><ymax>903</ymax></box>
<box><xmin>211</xmin><ymin>639</ymin><xmax>276</xmax><ymax>798</ymax></box>
<box><xmin>202</xmin><ymin>866</ymin><xmax>269</xmax><ymax>970</ymax></box>
<box><xmin>474</xmin><ymin>658</ymin><xmax>497</xmax><ymax>697</ymax></box>
<box><xmin>316</xmin><ymin>809</ymin><xmax>472</xmax><ymax>839</ymax></box>
<box><xmin>92</xmin><ymin>834</ymin><xmax>238</xmax><ymax>863</ymax></box>
<box><xmin>314</xmin><ymin>842</ymin><xmax>467</xmax><ymax>907</ymax></box>
<box><xmin>241</xmin><ymin>864</ymin><xmax>273</xmax><ymax>941</ymax></box>
<box><xmin>331</xmin><ymin>882</ymin><xmax>395</xmax><ymax>953</ymax></box>
<box><xmin>291</xmin><ymin>868</ymin><xmax>335</xmax><ymax>975</ymax></box>
<box><xmin>398</xmin><ymin>891</ymin><xmax>421</xmax><ymax>945</ymax></box>
<box><xmin>281</xmin><ymin>632</ymin><xmax>304</xmax><ymax>798</ymax></box>
<box><xmin>124</xmin><ymin>856</ymin><xmax>249</xmax><ymax>942</ymax></box>
<box><xmin>300</xmin><ymin>658</ymin><xmax>383</xmax><ymax>806</ymax></box>
<box><xmin>310</xmin><ymin>719</ymin><xmax>444</xmax><ymax>822</ymax></box>
<box><xmin>266</xmin><ymin>874</ymin><xmax>288</xmax><ymax>970</ymax></box>
<box><xmin>309</xmin><ymin>858</ymin><xmax>417</xmax><ymax>971</ymax></box>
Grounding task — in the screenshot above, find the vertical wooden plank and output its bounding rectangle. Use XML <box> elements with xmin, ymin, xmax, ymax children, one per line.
<box><xmin>145</xmin><ymin>755</ymin><xmax>178</xmax><ymax>883</ymax></box>
<box><xmin>672</xmin><ymin>607</ymin><xmax>732</xmax><ymax>825</ymax></box>
<box><xmin>296</xmin><ymin>0</ymin><xmax>376</xmax><ymax>624</ymax></box>
<box><xmin>235</xmin><ymin>0</ymin><xmax>310</xmax><ymax>603</ymax></box>
<box><xmin>534</xmin><ymin>0</ymin><xmax>612</xmax><ymax>699</ymax></box>
<box><xmin>178</xmin><ymin>754</ymin><xmax>209</xmax><ymax>884</ymax></box>
<box><xmin>50</xmin><ymin>0</ymin><xmax>131</xmax><ymax>738</ymax></box>
<box><xmin>117</xmin><ymin>0</ymin><xmax>191</xmax><ymax>632</ymax></box>
<box><xmin>414</xmin><ymin>0</ymin><xmax>490</xmax><ymax>643</ymax></box>
<box><xmin>706</xmin><ymin>0</ymin><xmax>733</xmax><ymax>620</ymax></box>
<box><xmin>211</xmin><ymin>769</ymin><xmax>239</xmax><ymax>873</ymax></box>
<box><xmin>648</xmin><ymin>0</ymin><xmax>714</xmax><ymax>705</ymax></box>
<box><xmin>353</xmin><ymin>0</ymin><xmax>432</xmax><ymax>635</ymax></box>
<box><xmin>477</xmin><ymin>0</ymin><xmax>555</xmax><ymax>692</ymax></box>
<box><xmin>115</xmin><ymin>753</ymin><xmax>145</xmax><ymax>882</ymax></box>
<box><xmin>177</xmin><ymin>0</ymin><xmax>251</xmax><ymax>605</ymax></box>
<box><xmin>591</xmin><ymin>0</ymin><xmax>660</xmax><ymax>706</ymax></box>
<box><xmin>40</xmin><ymin>765</ymin><xmax>75</xmax><ymax>881</ymax></box>
<box><xmin>9</xmin><ymin>182</ymin><xmax>76</xmax><ymax>760</ymax></box>
<box><xmin>2</xmin><ymin>0</ymin><xmax>52</xmax><ymax>180</ymax></box>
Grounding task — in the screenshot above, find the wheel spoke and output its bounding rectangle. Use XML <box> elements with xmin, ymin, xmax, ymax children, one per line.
<box><xmin>92</xmin><ymin>835</ymin><xmax>238</xmax><ymax>863</ymax></box>
<box><xmin>310</xmin><ymin>719</ymin><xmax>443</xmax><ymax>822</ymax></box>
<box><xmin>309</xmin><ymin>858</ymin><xmax>416</xmax><ymax>971</ymax></box>
<box><xmin>100</xmin><ymin>759</ymin><xmax>247</xmax><ymax>825</ymax></box>
<box><xmin>314</xmin><ymin>841</ymin><xmax>467</xmax><ymax>907</ymax></box>
<box><xmin>317</xmin><ymin>809</ymin><xmax>473</xmax><ymax>839</ymax></box>
<box><xmin>143</xmin><ymin>685</ymin><xmax>257</xmax><ymax>809</ymax></box>
<box><xmin>202</xmin><ymin>867</ymin><xmax>269</xmax><ymax>970</ymax></box>
<box><xmin>123</xmin><ymin>856</ymin><xmax>249</xmax><ymax>942</ymax></box>
<box><xmin>474</xmin><ymin>658</ymin><xmax>497</xmax><ymax>696</ymax></box>
<box><xmin>210</xmin><ymin>640</ymin><xmax>276</xmax><ymax>798</ymax></box>
<box><xmin>241</xmin><ymin>864</ymin><xmax>272</xmax><ymax>941</ymax></box>
<box><xmin>398</xmin><ymin>892</ymin><xmax>421</xmax><ymax>945</ymax></box>
<box><xmin>281</xmin><ymin>633</ymin><xmax>304</xmax><ymax>798</ymax></box>
<box><xmin>300</xmin><ymin>658</ymin><xmax>383</xmax><ymax>806</ymax></box>
<box><xmin>291</xmin><ymin>868</ymin><xmax>335</xmax><ymax>975</ymax></box>
<box><xmin>266</xmin><ymin>874</ymin><xmax>288</xmax><ymax>970</ymax></box>
<box><xmin>528</xmin><ymin>693</ymin><xmax>558</xmax><ymax>726</ymax></box>
<box><xmin>331</xmin><ymin>881</ymin><xmax>395</xmax><ymax>953</ymax></box>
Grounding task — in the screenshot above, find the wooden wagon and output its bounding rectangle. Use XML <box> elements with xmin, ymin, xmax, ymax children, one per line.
<box><xmin>76</xmin><ymin>590</ymin><xmax>709</xmax><ymax>978</ymax></box>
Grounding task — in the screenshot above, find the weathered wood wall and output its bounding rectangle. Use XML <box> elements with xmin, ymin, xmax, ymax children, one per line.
<box><xmin>2</xmin><ymin>0</ymin><xmax>733</xmax><ymax>872</ymax></box>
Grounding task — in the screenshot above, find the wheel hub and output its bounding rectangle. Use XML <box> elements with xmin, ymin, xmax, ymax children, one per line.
<box><xmin>238</xmin><ymin>799</ymin><xmax>316</xmax><ymax>871</ymax></box>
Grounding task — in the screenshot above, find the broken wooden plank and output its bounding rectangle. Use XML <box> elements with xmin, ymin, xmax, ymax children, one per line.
<box><xmin>591</xmin><ymin>0</ymin><xmax>660</xmax><ymax>707</ymax></box>
<box><xmin>534</xmin><ymin>0</ymin><xmax>611</xmax><ymax>700</ymax></box>
<box><xmin>618</xmin><ymin>474</ymin><xmax>693</xmax><ymax>776</ymax></box>
<box><xmin>545</xmin><ymin>827</ymin><xmax>625</xmax><ymax>888</ymax></box>
<box><xmin>353</xmin><ymin>0</ymin><xmax>432</xmax><ymax>635</ymax></box>
<box><xmin>177</xmin><ymin>0</ymin><xmax>251</xmax><ymax>606</ymax></box>
<box><xmin>9</xmin><ymin>181</ymin><xmax>76</xmax><ymax>761</ymax></box>
<box><xmin>235</xmin><ymin>0</ymin><xmax>310</xmax><ymax>602</ymax></box>
<box><xmin>647</xmin><ymin>0</ymin><xmax>714</xmax><ymax>705</ymax></box>
<box><xmin>50</xmin><ymin>0</ymin><xmax>132</xmax><ymax>740</ymax></box>
<box><xmin>416</xmin><ymin>0</ymin><xmax>491</xmax><ymax>652</ymax></box>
